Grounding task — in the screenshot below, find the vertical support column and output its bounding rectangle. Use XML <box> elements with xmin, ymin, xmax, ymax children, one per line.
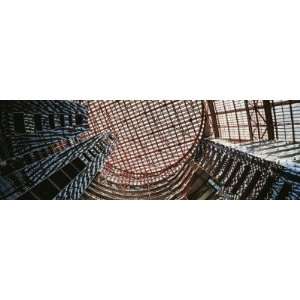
<box><xmin>263</xmin><ymin>100</ymin><xmax>275</xmax><ymax>140</ymax></box>
<box><xmin>288</xmin><ymin>100</ymin><xmax>295</xmax><ymax>143</ymax></box>
<box><xmin>206</xmin><ymin>100</ymin><xmax>219</xmax><ymax>138</ymax></box>
<box><xmin>271</xmin><ymin>100</ymin><xmax>278</xmax><ymax>139</ymax></box>
<box><xmin>233</xmin><ymin>101</ymin><xmax>241</xmax><ymax>142</ymax></box>
<box><xmin>253</xmin><ymin>101</ymin><xmax>261</xmax><ymax>140</ymax></box>
<box><xmin>244</xmin><ymin>100</ymin><xmax>254</xmax><ymax>141</ymax></box>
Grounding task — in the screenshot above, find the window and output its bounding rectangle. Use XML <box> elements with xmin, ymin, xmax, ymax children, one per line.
<box><xmin>60</xmin><ymin>114</ymin><xmax>65</xmax><ymax>127</ymax></box>
<box><xmin>32</xmin><ymin>179</ymin><xmax>59</xmax><ymax>199</ymax></box>
<box><xmin>71</xmin><ymin>158</ymin><xmax>86</xmax><ymax>172</ymax></box>
<box><xmin>34</xmin><ymin>114</ymin><xmax>43</xmax><ymax>131</ymax></box>
<box><xmin>49</xmin><ymin>171</ymin><xmax>70</xmax><ymax>189</ymax></box>
<box><xmin>62</xmin><ymin>163</ymin><xmax>81</xmax><ymax>179</ymax></box>
<box><xmin>13</xmin><ymin>113</ymin><xmax>25</xmax><ymax>133</ymax></box>
<box><xmin>69</xmin><ymin>114</ymin><xmax>73</xmax><ymax>126</ymax></box>
<box><xmin>75</xmin><ymin>114</ymin><xmax>84</xmax><ymax>126</ymax></box>
<box><xmin>19</xmin><ymin>179</ymin><xmax>59</xmax><ymax>200</ymax></box>
<box><xmin>18</xmin><ymin>158</ymin><xmax>87</xmax><ymax>199</ymax></box>
<box><xmin>18</xmin><ymin>191</ymin><xmax>37</xmax><ymax>200</ymax></box>
<box><xmin>49</xmin><ymin>114</ymin><xmax>55</xmax><ymax>129</ymax></box>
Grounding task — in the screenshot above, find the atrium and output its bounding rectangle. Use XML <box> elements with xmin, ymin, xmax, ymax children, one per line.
<box><xmin>1</xmin><ymin>100</ymin><xmax>299</xmax><ymax>200</ymax></box>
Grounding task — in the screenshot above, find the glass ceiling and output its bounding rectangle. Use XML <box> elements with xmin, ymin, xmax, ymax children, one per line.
<box><xmin>87</xmin><ymin>100</ymin><xmax>205</xmax><ymax>185</ymax></box>
<box><xmin>83</xmin><ymin>100</ymin><xmax>300</xmax><ymax>188</ymax></box>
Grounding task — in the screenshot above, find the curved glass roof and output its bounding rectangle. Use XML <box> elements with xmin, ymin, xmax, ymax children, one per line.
<box><xmin>87</xmin><ymin>100</ymin><xmax>205</xmax><ymax>185</ymax></box>
<box><xmin>83</xmin><ymin>99</ymin><xmax>300</xmax><ymax>199</ymax></box>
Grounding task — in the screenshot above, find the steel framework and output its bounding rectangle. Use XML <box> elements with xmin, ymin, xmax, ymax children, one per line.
<box><xmin>205</xmin><ymin>100</ymin><xmax>300</xmax><ymax>143</ymax></box>
<box><xmin>86</xmin><ymin>100</ymin><xmax>206</xmax><ymax>189</ymax></box>
<box><xmin>1</xmin><ymin>100</ymin><xmax>300</xmax><ymax>200</ymax></box>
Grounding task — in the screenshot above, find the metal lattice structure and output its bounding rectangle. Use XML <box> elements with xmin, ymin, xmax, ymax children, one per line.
<box><xmin>1</xmin><ymin>99</ymin><xmax>300</xmax><ymax>200</ymax></box>
<box><xmin>194</xmin><ymin>139</ymin><xmax>300</xmax><ymax>200</ymax></box>
<box><xmin>205</xmin><ymin>100</ymin><xmax>300</xmax><ymax>143</ymax></box>
<box><xmin>83</xmin><ymin>100</ymin><xmax>300</xmax><ymax>200</ymax></box>
<box><xmin>86</xmin><ymin>100</ymin><xmax>206</xmax><ymax>190</ymax></box>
